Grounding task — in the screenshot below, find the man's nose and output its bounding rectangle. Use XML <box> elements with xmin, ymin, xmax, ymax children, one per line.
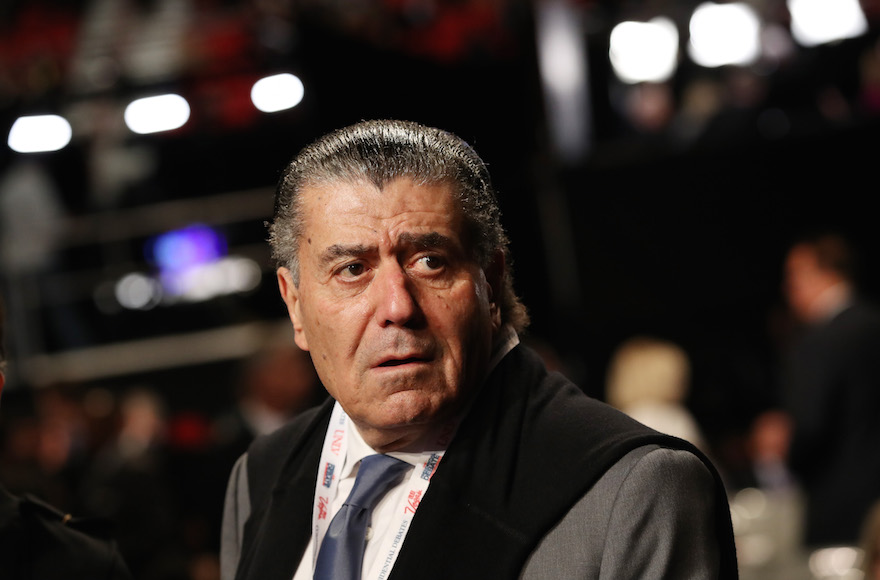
<box><xmin>372</xmin><ymin>263</ymin><xmax>420</xmax><ymax>327</ymax></box>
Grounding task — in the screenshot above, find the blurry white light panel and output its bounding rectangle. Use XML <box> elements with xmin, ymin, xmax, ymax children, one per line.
<box><xmin>124</xmin><ymin>94</ymin><xmax>190</xmax><ymax>134</ymax></box>
<box><xmin>610</xmin><ymin>17</ymin><xmax>679</xmax><ymax>83</ymax></box>
<box><xmin>688</xmin><ymin>2</ymin><xmax>762</xmax><ymax>68</ymax></box>
<box><xmin>539</xmin><ymin>8</ymin><xmax>587</xmax><ymax>97</ymax></box>
<box><xmin>7</xmin><ymin>114</ymin><xmax>72</xmax><ymax>153</ymax></box>
<box><xmin>788</xmin><ymin>0</ymin><xmax>867</xmax><ymax>47</ymax></box>
<box><xmin>251</xmin><ymin>73</ymin><xmax>305</xmax><ymax>113</ymax></box>
<box><xmin>176</xmin><ymin>256</ymin><xmax>262</xmax><ymax>302</ymax></box>
<box><xmin>536</xmin><ymin>0</ymin><xmax>591</xmax><ymax>161</ymax></box>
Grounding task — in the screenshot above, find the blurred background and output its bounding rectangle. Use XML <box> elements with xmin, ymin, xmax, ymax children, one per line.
<box><xmin>1</xmin><ymin>0</ymin><xmax>879</xmax><ymax>578</ymax></box>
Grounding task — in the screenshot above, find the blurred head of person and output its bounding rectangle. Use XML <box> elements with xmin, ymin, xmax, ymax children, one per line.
<box><xmin>784</xmin><ymin>233</ymin><xmax>857</xmax><ymax>324</ymax></box>
<box><xmin>605</xmin><ymin>336</ymin><xmax>690</xmax><ymax>411</ymax></box>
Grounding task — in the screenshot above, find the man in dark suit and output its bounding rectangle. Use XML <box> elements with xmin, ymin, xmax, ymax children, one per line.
<box><xmin>0</xmin><ymin>300</ymin><xmax>133</xmax><ymax>579</ymax></box>
<box><xmin>221</xmin><ymin>119</ymin><xmax>738</xmax><ymax>579</ymax></box>
<box><xmin>781</xmin><ymin>233</ymin><xmax>880</xmax><ymax>547</ymax></box>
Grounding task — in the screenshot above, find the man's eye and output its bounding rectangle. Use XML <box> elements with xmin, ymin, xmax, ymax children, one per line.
<box><xmin>339</xmin><ymin>263</ymin><xmax>366</xmax><ymax>278</ymax></box>
<box><xmin>416</xmin><ymin>255</ymin><xmax>444</xmax><ymax>271</ymax></box>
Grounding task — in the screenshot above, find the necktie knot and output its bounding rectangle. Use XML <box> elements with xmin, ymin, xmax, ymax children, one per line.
<box><xmin>345</xmin><ymin>454</ymin><xmax>410</xmax><ymax>510</ymax></box>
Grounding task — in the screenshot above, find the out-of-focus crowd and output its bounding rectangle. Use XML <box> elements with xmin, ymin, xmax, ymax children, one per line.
<box><xmin>0</xmin><ymin>323</ymin><xmax>325</xmax><ymax>580</ymax></box>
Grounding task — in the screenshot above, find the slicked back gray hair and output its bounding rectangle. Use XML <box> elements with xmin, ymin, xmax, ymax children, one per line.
<box><xmin>268</xmin><ymin>119</ymin><xmax>529</xmax><ymax>333</ymax></box>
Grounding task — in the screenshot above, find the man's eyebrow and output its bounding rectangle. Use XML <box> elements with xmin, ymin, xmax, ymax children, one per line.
<box><xmin>398</xmin><ymin>232</ymin><xmax>455</xmax><ymax>250</ymax></box>
<box><xmin>318</xmin><ymin>233</ymin><xmax>456</xmax><ymax>268</ymax></box>
<box><xmin>319</xmin><ymin>243</ymin><xmax>374</xmax><ymax>267</ymax></box>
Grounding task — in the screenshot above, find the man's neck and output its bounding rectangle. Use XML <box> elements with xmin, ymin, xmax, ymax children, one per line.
<box><xmin>353</xmin><ymin>422</ymin><xmax>444</xmax><ymax>454</ymax></box>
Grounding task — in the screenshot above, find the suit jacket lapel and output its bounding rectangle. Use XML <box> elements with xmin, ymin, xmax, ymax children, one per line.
<box><xmin>389</xmin><ymin>345</ymin><xmax>684</xmax><ymax>580</ymax></box>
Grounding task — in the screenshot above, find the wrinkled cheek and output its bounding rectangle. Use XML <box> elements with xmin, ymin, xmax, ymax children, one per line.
<box><xmin>308</xmin><ymin>350</ymin><xmax>349</xmax><ymax>400</ymax></box>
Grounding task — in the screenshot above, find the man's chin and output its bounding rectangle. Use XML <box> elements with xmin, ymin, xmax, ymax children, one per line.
<box><xmin>352</xmin><ymin>394</ymin><xmax>453</xmax><ymax>450</ymax></box>
<box><xmin>372</xmin><ymin>393</ymin><xmax>440</xmax><ymax>428</ymax></box>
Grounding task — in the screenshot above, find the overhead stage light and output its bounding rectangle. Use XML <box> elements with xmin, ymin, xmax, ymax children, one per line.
<box><xmin>7</xmin><ymin>114</ymin><xmax>73</xmax><ymax>153</ymax></box>
<box><xmin>788</xmin><ymin>0</ymin><xmax>867</xmax><ymax>47</ymax></box>
<box><xmin>124</xmin><ymin>94</ymin><xmax>191</xmax><ymax>134</ymax></box>
<box><xmin>688</xmin><ymin>2</ymin><xmax>762</xmax><ymax>68</ymax></box>
<box><xmin>251</xmin><ymin>73</ymin><xmax>305</xmax><ymax>113</ymax></box>
<box><xmin>609</xmin><ymin>18</ymin><xmax>679</xmax><ymax>84</ymax></box>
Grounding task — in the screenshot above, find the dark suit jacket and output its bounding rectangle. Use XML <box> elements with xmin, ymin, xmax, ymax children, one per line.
<box><xmin>222</xmin><ymin>345</ymin><xmax>737</xmax><ymax>579</ymax></box>
<box><xmin>0</xmin><ymin>485</ymin><xmax>133</xmax><ymax>580</ymax></box>
<box><xmin>784</xmin><ymin>299</ymin><xmax>880</xmax><ymax>546</ymax></box>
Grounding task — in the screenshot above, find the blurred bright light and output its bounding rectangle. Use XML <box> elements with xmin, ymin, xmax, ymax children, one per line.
<box><xmin>124</xmin><ymin>94</ymin><xmax>190</xmax><ymax>134</ymax></box>
<box><xmin>115</xmin><ymin>273</ymin><xmax>162</xmax><ymax>310</ymax></box>
<box><xmin>112</xmin><ymin>257</ymin><xmax>261</xmax><ymax>310</ymax></box>
<box><xmin>148</xmin><ymin>224</ymin><xmax>226</xmax><ymax>274</ymax></box>
<box><xmin>219</xmin><ymin>256</ymin><xmax>262</xmax><ymax>293</ymax></box>
<box><xmin>144</xmin><ymin>224</ymin><xmax>264</xmax><ymax>302</ymax></box>
<box><xmin>109</xmin><ymin>224</ymin><xmax>263</xmax><ymax>313</ymax></box>
<box><xmin>732</xmin><ymin>487</ymin><xmax>768</xmax><ymax>520</ymax></box>
<box><xmin>539</xmin><ymin>10</ymin><xmax>587</xmax><ymax>96</ymax></box>
<box><xmin>609</xmin><ymin>17</ymin><xmax>679</xmax><ymax>83</ymax></box>
<box><xmin>177</xmin><ymin>256</ymin><xmax>262</xmax><ymax>302</ymax></box>
<box><xmin>688</xmin><ymin>2</ymin><xmax>762</xmax><ymax>68</ymax></box>
<box><xmin>536</xmin><ymin>0</ymin><xmax>591</xmax><ymax>162</ymax></box>
<box><xmin>251</xmin><ymin>73</ymin><xmax>305</xmax><ymax>113</ymax></box>
<box><xmin>808</xmin><ymin>546</ymin><xmax>863</xmax><ymax>578</ymax></box>
<box><xmin>110</xmin><ymin>225</ymin><xmax>262</xmax><ymax>310</ymax></box>
<box><xmin>7</xmin><ymin>115</ymin><xmax>72</xmax><ymax>153</ymax></box>
<box><xmin>788</xmin><ymin>0</ymin><xmax>867</xmax><ymax>47</ymax></box>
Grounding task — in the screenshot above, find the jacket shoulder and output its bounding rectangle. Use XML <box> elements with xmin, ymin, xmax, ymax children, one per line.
<box><xmin>245</xmin><ymin>400</ymin><xmax>333</xmax><ymax>506</ymax></box>
<box><xmin>3</xmin><ymin>493</ymin><xmax>133</xmax><ymax>580</ymax></box>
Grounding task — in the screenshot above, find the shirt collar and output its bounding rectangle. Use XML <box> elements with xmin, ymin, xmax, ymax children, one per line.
<box><xmin>487</xmin><ymin>324</ymin><xmax>519</xmax><ymax>376</ymax></box>
<box><xmin>341</xmin><ymin>422</ymin><xmax>380</xmax><ymax>479</ymax></box>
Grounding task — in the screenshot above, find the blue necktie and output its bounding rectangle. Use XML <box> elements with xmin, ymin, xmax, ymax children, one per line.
<box><xmin>314</xmin><ymin>454</ymin><xmax>410</xmax><ymax>580</ymax></box>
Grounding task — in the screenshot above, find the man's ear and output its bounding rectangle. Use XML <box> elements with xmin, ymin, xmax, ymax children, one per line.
<box><xmin>277</xmin><ymin>267</ymin><xmax>309</xmax><ymax>351</ymax></box>
<box><xmin>485</xmin><ymin>250</ymin><xmax>505</xmax><ymax>330</ymax></box>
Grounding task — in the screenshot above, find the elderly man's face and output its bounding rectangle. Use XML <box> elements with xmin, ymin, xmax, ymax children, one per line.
<box><xmin>277</xmin><ymin>178</ymin><xmax>502</xmax><ymax>450</ymax></box>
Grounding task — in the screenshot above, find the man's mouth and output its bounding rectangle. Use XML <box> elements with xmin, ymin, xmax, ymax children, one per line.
<box><xmin>378</xmin><ymin>357</ymin><xmax>428</xmax><ymax>367</ymax></box>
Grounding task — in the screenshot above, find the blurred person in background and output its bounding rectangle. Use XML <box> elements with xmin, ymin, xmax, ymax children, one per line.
<box><xmin>213</xmin><ymin>323</ymin><xmax>323</xmax><ymax>462</ymax></box>
<box><xmin>605</xmin><ymin>335</ymin><xmax>708</xmax><ymax>452</ymax></box>
<box><xmin>0</xmin><ymin>381</ymin><xmax>97</xmax><ymax>514</ymax></box>
<box><xmin>744</xmin><ymin>409</ymin><xmax>795</xmax><ymax>493</ymax></box>
<box><xmin>79</xmin><ymin>387</ymin><xmax>182</xmax><ymax>580</ymax></box>
<box><xmin>187</xmin><ymin>324</ymin><xmax>324</xmax><ymax>573</ymax></box>
<box><xmin>779</xmin><ymin>232</ymin><xmax>880</xmax><ymax>548</ymax></box>
<box><xmin>0</xmin><ymin>297</ymin><xmax>133</xmax><ymax>579</ymax></box>
<box><xmin>209</xmin><ymin>323</ymin><xmax>323</xmax><ymax>507</ymax></box>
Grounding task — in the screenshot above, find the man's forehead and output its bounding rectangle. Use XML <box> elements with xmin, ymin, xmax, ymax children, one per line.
<box><xmin>298</xmin><ymin>178</ymin><xmax>463</xmax><ymax>229</ymax></box>
<box><xmin>295</xmin><ymin>180</ymin><xmax>479</xmax><ymax>270</ymax></box>
<box><xmin>321</xmin><ymin>231</ymin><xmax>456</xmax><ymax>256</ymax></box>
